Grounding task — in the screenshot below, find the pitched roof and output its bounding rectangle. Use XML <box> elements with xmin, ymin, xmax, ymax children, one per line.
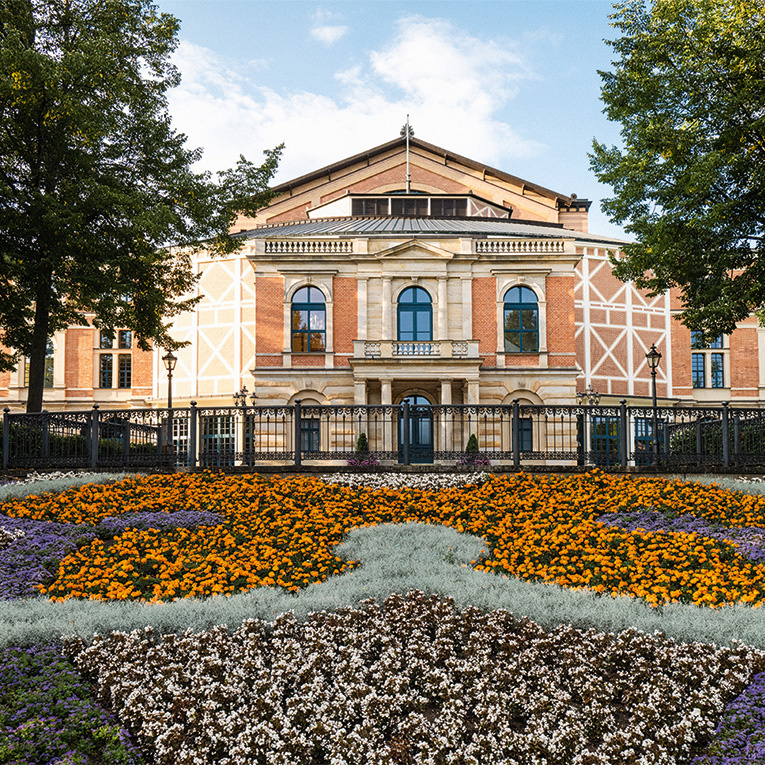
<box><xmin>269</xmin><ymin>136</ymin><xmax>581</xmax><ymax>206</ymax></box>
<box><xmin>242</xmin><ymin>216</ymin><xmax>626</xmax><ymax>245</ymax></box>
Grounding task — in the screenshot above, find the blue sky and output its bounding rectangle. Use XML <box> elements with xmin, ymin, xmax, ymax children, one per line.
<box><xmin>155</xmin><ymin>0</ymin><xmax>627</xmax><ymax>237</ymax></box>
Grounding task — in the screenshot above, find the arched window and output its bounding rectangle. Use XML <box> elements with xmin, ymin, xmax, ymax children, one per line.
<box><xmin>397</xmin><ymin>286</ymin><xmax>432</xmax><ymax>342</ymax></box>
<box><xmin>24</xmin><ymin>339</ymin><xmax>54</xmax><ymax>388</ymax></box>
<box><xmin>291</xmin><ymin>286</ymin><xmax>326</xmax><ymax>352</ymax></box>
<box><xmin>503</xmin><ymin>286</ymin><xmax>539</xmax><ymax>353</ymax></box>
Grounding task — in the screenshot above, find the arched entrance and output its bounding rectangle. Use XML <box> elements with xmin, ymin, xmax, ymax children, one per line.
<box><xmin>398</xmin><ymin>394</ymin><xmax>434</xmax><ymax>464</ymax></box>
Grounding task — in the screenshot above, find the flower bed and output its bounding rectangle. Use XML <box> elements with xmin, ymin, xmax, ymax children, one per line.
<box><xmin>65</xmin><ymin>591</ymin><xmax>764</xmax><ymax>765</ymax></box>
<box><xmin>2</xmin><ymin>471</ymin><xmax>764</xmax><ymax>607</ymax></box>
<box><xmin>3</xmin><ymin>470</ymin><xmax>765</xmax><ymax>764</ymax></box>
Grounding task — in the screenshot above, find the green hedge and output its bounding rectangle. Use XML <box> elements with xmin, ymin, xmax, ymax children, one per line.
<box><xmin>2</xmin><ymin>422</ymin><xmax>156</xmax><ymax>461</ymax></box>
<box><xmin>669</xmin><ymin>417</ymin><xmax>765</xmax><ymax>456</ymax></box>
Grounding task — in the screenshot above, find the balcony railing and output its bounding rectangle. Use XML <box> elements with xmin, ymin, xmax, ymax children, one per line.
<box><xmin>354</xmin><ymin>340</ymin><xmax>480</xmax><ymax>359</ymax></box>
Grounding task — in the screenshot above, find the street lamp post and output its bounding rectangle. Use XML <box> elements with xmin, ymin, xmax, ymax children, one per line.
<box><xmin>645</xmin><ymin>344</ymin><xmax>662</xmax><ymax>467</ymax></box>
<box><xmin>233</xmin><ymin>387</ymin><xmax>257</xmax><ymax>466</ymax></box>
<box><xmin>162</xmin><ymin>351</ymin><xmax>177</xmax><ymax>456</ymax></box>
<box><xmin>162</xmin><ymin>351</ymin><xmax>177</xmax><ymax>408</ymax></box>
<box><xmin>233</xmin><ymin>386</ymin><xmax>249</xmax><ymax>408</ymax></box>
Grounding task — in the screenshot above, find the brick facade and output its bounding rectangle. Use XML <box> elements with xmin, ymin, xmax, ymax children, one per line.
<box><xmin>2</xmin><ymin>137</ymin><xmax>762</xmax><ymax>412</ymax></box>
<box><xmin>333</xmin><ymin>277</ymin><xmax>357</xmax><ymax>368</ymax></box>
<box><xmin>255</xmin><ymin>277</ymin><xmax>284</xmax><ymax>355</ymax></box>
<box><xmin>472</xmin><ymin>277</ymin><xmax>496</xmax><ymax>368</ymax></box>
<box><xmin>546</xmin><ymin>275</ymin><xmax>577</xmax><ymax>368</ymax></box>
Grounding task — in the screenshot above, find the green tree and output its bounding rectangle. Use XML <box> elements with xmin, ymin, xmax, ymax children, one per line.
<box><xmin>590</xmin><ymin>0</ymin><xmax>765</xmax><ymax>342</ymax></box>
<box><xmin>0</xmin><ymin>0</ymin><xmax>282</xmax><ymax>411</ymax></box>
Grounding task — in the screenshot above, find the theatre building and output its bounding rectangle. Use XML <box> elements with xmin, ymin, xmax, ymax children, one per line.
<box><xmin>1</xmin><ymin>135</ymin><xmax>763</xmax><ymax>420</ymax></box>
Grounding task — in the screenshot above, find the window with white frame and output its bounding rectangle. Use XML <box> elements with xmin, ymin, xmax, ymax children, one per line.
<box><xmin>97</xmin><ymin>328</ymin><xmax>134</xmax><ymax>389</ymax></box>
<box><xmin>291</xmin><ymin>287</ymin><xmax>326</xmax><ymax>352</ymax></box>
<box><xmin>503</xmin><ymin>286</ymin><xmax>539</xmax><ymax>353</ymax></box>
<box><xmin>690</xmin><ymin>332</ymin><xmax>726</xmax><ymax>389</ymax></box>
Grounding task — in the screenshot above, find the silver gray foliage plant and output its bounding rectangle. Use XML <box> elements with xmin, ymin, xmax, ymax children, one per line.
<box><xmin>671</xmin><ymin>473</ymin><xmax>765</xmax><ymax>497</ymax></box>
<box><xmin>4</xmin><ymin>522</ymin><xmax>765</xmax><ymax>650</ymax></box>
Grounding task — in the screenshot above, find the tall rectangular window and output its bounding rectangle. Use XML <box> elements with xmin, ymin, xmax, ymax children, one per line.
<box><xmin>300</xmin><ymin>418</ymin><xmax>320</xmax><ymax>452</ymax></box>
<box><xmin>99</xmin><ymin>354</ymin><xmax>113</xmax><ymax>388</ymax></box>
<box><xmin>691</xmin><ymin>353</ymin><xmax>705</xmax><ymax>388</ymax></box>
<box><xmin>710</xmin><ymin>353</ymin><xmax>724</xmax><ymax>388</ymax></box>
<box><xmin>118</xmin><ymin>354</ymin><xmax>132</xmax><ymax>388</ymax></box>
<box><xmin>201</xmin><ymin>414</ymin><xmax>235</xmax><ymax>466</ymax></box>
<box><xmin>100</xmin><ymin>331</ymin><xmax>114</xmax><ymax>349</ymax></box>
<box><xmin>118</xmin><ymin>330</ymin><xmax>132</xmax><ymax>349</ymax></box>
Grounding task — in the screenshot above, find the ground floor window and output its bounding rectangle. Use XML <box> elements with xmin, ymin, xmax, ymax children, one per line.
<box><xmin>201</xmin><ymin>414</ymin><xmax>235</xmax><ymax>465</ymax></box>
<box><xmin>99</xmin><ymin>354</ymin><xmax>113</xmax><ymax>389</ymax></box>
<box><xmin>590</xmin><ymin>415</ymin><xmax>620</xmax><ymax>465</ymax></box>
<box><xmin>118</xmin><ymin>354</ymin><xmax>132</xmax><ymax>388</ymax></box>
<box><xmin>514</xmin><ymin>417</ymin><xmax>533</xmax><ymax>452</ymax></box>
<box><xmin>300</xmin><ymin>418</ymin><xmax>321</xmax><ymax>453</ymax></box>
<box><xmin>633</xmin><ymin>417</ymin><xmax>655</xmax><ymax>465</ymax></box>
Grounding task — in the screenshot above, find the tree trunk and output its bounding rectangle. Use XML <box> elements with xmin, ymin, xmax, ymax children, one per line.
<box><xmin>26</xmin><ymin>292</ymin><xmax>50</xmax><ymax>413</ymax></box>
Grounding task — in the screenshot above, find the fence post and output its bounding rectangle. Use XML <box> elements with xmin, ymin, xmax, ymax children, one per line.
<box><xmin>41</xmin><ymin>410</ymin><xmax>50</xmax><ymax>462</ymax></box>
<box><xmin>619</xmin><ymin>400</ymin><xmax>628</xmax><ymax>469</ymax></box>
<box><xmin>294</xmin><ymin>399</ymin><xmax>302</xmax><ymax>468</ymax></box>
<box><xmin>2</xmin><ymin>408</ymin><xmax>9</xmax><ymax>471</ymax></box>
<box><xmin>189</xmin><ymin>402</ymin><xmax>198</xmax><ymax>469</ymax></box>
<box><xmin>122</xmin><ymin>421</ymin><xmax>130</xmax><ymax>467</ymax></box>
<box><xmin>90</xmin><ymin>404</ymin><xmax>100</xmax><ymax>469</ymax></box>
<box><xmin>402</xmin><ymin>399</ymin><xmax>410</xmax><ymax>466</ymax></box>
<box><xmin>721</xmin><ymin>401</ymin><xmax>730</xmax><ymax>468</ymax></box>
<box><xmin>512</xmin><ymin>399</ymin><xmax>520</xmax><ymax>469</ymax></box>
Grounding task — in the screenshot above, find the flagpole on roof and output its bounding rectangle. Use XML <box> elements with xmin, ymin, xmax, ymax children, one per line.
<box><xmin>401</xmin><ymin>115</ymin><xmax>412</xmax><ymax>193</ymax></box>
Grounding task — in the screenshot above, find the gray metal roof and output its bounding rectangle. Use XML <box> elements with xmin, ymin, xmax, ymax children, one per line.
<box><xmin>242</xmin><ymin>216</ymin><xmax>628</xmax><ymax>245</ymax></box>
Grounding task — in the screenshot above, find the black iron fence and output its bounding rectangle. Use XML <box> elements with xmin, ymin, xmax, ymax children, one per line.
<box><xmin>3</xmin><ymin>400</ymin><xmax>765</xmax><ymax>471</ymax></box>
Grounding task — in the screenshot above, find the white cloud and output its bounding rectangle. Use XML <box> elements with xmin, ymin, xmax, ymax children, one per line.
<box><xmin>311</xmin><ymin>24</ymin><xmax>348</xmax><ymax>45</ymax></box>
<box><xmin>166</xmin><ymin>17</ymin><xmax>544</xmax><ymax>184</ymax></box>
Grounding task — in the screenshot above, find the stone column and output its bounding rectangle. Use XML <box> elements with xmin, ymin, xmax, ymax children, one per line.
<box><xmin>461</xmin><ymin>277</ymin><xmax>472</xmax><ymax>340</ymax></box>
<box><xmin>354</xmin><ymin>379</ymin><xmax>368</xmax><ymax>452</ymax></box>
<box><xmin>438</xmin><ymin>277</ymin><xmax>448</xmax><ymax>341</ymax></box>
<box><xmin>357</xmin><ymin>278</ymin><xmax>368</xmax><ymax>341</ymax></box>
<box><xmin>467</xmin><ymin>380</ymin><xmax>480</xmax><ymax>406</ymax></box>
<box><xmin>354</xmin><ymin>379</ymin><xmax>367</xmax><ymax>406</ymax></box>
<box><xmin>381</xmin><ymin>377</ymin><xmax>393</xmax><ymax>459</ymax></box>
<box><xmin>465</xmin><ymin>380</ymin><xmax>480</xmax><ymax>453</ymax></box>
<box><xmin>382</xmin><ymin>277</ymin><xmax>392</xmax><ymax>340</ymax></box>
<box><xmin>440</xmin><ymin>378</ymin><xmax>453</xmax><ymax>453</ymax></box>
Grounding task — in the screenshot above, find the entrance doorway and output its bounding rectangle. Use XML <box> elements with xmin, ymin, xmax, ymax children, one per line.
<box><xmin>398</xmin><ymin>394</ymin><xmax>434</xmax><ymax>464</ymax></box>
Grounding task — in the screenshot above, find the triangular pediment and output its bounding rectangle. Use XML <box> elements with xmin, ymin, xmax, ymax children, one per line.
<box><xmin>375</xmin><ymin>240</ymin><xmax>454</xmax><ymax>260</ymax></box>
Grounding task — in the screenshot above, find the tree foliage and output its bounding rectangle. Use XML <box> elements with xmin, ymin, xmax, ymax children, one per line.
<box><xmin>590</xmin><ymin>0</ymin><xmax>765</xmax><ymax>341</ymax></box>
<box><xmin>0</xmin><ymin>0</ymin><xmax>282</xmax><ymax>410</ymax></box>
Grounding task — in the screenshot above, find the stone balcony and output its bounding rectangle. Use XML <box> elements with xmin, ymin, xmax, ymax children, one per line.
<box><xmin>353</xmin><ymin>340</ymin><xmax>481</xmax><ymax>359</ymax></box>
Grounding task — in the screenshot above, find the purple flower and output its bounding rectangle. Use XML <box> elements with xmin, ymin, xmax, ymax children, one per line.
<box><xmin>0</xmin><ymin>510</ymin><xmax>223</xmax><ymax>600</ymax></box>
<box><xmin>0</xmin><ymin>517</ymin><xmax>97</xmax><ymax>599</ymax></box>
<box><xmin>0</xmin><ymin>643</ymin><xmax>143</xmax><ymax>764</ymax></box>
<box><xmin>597</xmin><ymin>510</ymin><xmax>765</xmax><ymax>564</ymax></box>
<box><xmin>690</xmin><ymin>670</ymin><xmax>765</xmax><ymax>764</ymax></box>
<box><xmin>96</xmin><ymin>510</ymin><xmax>223</xmax><ymax>536</ymax></box>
